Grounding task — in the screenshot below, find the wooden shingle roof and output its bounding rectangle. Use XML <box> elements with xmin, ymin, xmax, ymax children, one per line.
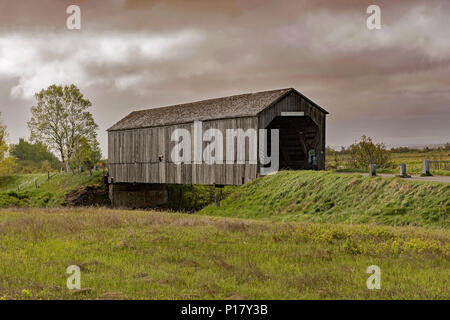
<box><xmin>108</xmin><ymin>88</ymin><xmax>327</xmax><ymax>131</ymax></box>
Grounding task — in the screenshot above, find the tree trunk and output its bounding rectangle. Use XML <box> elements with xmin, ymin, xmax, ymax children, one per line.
<box><xmin>65</xmin><ymin>157</ymin><xmax>71</xmax><ymax>172</ymax></box>
<box><xmin>60</xmin><ymin>151</ymin><xmax>66</xmax><ymax>172</ymax></box>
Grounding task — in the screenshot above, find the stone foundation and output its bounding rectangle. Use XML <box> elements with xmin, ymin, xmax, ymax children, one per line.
<box><xmin>108</xmin><ymin>183</ymin><xmax>168</xmax><ymax>208</ymax></box>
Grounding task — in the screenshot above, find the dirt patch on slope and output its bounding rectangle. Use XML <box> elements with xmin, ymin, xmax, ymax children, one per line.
<box><xmin>65</xmin><ymin>185</ymin><xmax>110</xmax><ymax>207</ymax></box>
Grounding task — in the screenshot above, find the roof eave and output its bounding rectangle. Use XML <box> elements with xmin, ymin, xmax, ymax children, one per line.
<box><xmin>256</xmin><ymin>88</ymin><xmax>329</xmax><ymax>117</ymax></box>
<box><xmin>290</xmin><ymin>88</ymin><xmax>329</xmax><ymax>114</ymax></box>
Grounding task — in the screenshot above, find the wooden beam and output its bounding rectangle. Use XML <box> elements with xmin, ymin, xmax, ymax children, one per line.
<box><xmin>281</xmin><ymin>111</ymin><xmax>305</xmax><ymax>116</ymax></box>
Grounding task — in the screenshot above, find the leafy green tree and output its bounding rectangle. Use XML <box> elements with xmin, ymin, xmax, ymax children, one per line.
<box><xmin>40</xmin><ymin>160</ymin><xmax>52</xmax><ymax>173</ymax></box>
<box><xmin>0</xmin><ymin>157</ymin><xmax>18</xmax><ymax>176</ymax></box>
<box><xmin>27</xmin><ymin>84</ymin><xmax>98</xmax><ymax>171</ymax></box>
<box><xmin>0</xmin><ymin>114</ymin><xmax>8</xmax><ymax>161</ymax></box>
<box><xmin>0</xmin><ymin>115</ymin><xmax>18</xmax><ymax>176</ymax></box>
<box><xmin>72</xmin><ymin>136</ymin><xmax>102</xmax><ymax>175</ymax></box>
<box><xmin>10</xmin><ymin>138</ymin><xmax>61</xmax><ymax>170</ymax></box>
<box><xmin>444</xmin><ymin>143</ymin><xmax>450</xmax><ymax>152</ymax></box>
<box><xmin>348</xmin><ymin>135</ymin><xmax>392</xmax><ymax>169</ymax></box>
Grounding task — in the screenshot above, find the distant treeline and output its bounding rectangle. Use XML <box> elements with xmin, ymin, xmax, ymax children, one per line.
<box><xmin>389</xmin><ymin>143</ymin><xmax>450</xmax><ymax>153</ymax></box>
<box><xmin>10</xmin><ymin>138</ymin><xmax>61</xmax><ymax>173</ymax></box>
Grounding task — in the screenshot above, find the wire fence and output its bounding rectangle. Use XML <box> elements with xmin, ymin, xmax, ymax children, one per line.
<box><xmin>429</xmin><ymin>160</ymin><xmax>450</xmax><ymax>171</ymax></box>
<box><xmin>15</xmin><ymin>168</ymin><xmax>106</xmax><ymax>192</ymax></box>
<box><xmin>16</xmin><ymin>172</ymin><xmax>53</xmax><ymax>191</ymax></box>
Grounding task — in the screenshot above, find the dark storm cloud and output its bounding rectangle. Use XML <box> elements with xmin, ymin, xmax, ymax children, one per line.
<box><xmin>0</xmin><ymin>0</ymin><xmax>449</xmax><ymax>153</ymax></box>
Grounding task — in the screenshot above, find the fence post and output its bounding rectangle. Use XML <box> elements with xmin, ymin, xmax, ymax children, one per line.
<box><xmin>422</xmin><ymin>159</ymin><xmax>431</xmax><ymax>176</ymax></box>
<box><xmin>399</xmin><ymin>163</ymin><xmax>410</xmax><ymax>178</ymax></box>
<box><xmin>400</xmin><ymin>163</ymin><xmax>406</xmax><ymax>176</ymax></box>
<box><xmin>369</xmin><ymin>164</ymin><xmax>376</xmax><ymax>177</ymax></box>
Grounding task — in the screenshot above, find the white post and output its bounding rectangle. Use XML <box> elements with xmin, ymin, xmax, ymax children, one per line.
<box><xmin>422</xmin><ymin>160</ymin><xmax>430</xmax><ymax>176</ymax></box>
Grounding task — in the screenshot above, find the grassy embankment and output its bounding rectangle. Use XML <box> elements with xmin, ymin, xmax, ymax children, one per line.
<box><xmin>0</xmin><ymin>208</ymin><xmax>448</xmax><ymax>300</ymax></box>
<box><xmin>0</xmin><ymin>170</ymin><xmax>448</xmax><ymax>228</ymax></box>
<box><xmin>201</xmin><ymin>171</ymin><xmax>449</xmax><ymax>228</ymax></box>
<box><xmin>0</xmin><ymin>171</ymin><xmax>104</xmax><ymax>207</ymax></box>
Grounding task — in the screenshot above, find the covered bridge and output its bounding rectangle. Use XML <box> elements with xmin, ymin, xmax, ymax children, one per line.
<box><xmin>107</xmin><ymin>88</ymin><xmax>328</xmax><ymax>207</ymax></box>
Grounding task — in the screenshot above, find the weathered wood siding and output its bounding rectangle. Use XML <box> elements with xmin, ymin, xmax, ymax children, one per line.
<box><xmin>108</xmin><ymin>117</ymin><xmax>258</xmax><ymax>185</ymax></box>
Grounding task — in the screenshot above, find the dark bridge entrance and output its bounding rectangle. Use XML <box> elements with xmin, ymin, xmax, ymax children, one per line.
<box><xmin>266</xmin><ymin>116</ymin><xmax>320</xmax><ymax>170</ymax></box>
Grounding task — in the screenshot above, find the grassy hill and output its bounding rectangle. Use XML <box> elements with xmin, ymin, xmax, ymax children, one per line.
<box><xmin>0</xmin><ymin>172</ymin><xmax>104</xmax><ymax>207</ymax></box>
<box><xmin>201</xmin><ymin>171</ymin><xmax>449</xmax><ymax>228</ymax></box>
<box><xmin>1</xmin><ymin>170</ymin><xmax>448</xmax><ymax>228</ymax></box>
<box><xmin>0</xmin><ymin>208</ymin><xmax>448</xmax><ymax>300</ymax></box>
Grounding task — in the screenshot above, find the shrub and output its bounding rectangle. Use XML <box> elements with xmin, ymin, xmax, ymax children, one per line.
<box><xmin>348</xmin><ymin>135</ymin><xmax>392</xmax><ymax>169</ymax></box>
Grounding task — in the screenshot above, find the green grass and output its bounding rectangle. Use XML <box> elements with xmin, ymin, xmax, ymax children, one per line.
<box><xmin>329</xmin><ymin>151</ymin><xmax>450</xmax><ymax>176</ymax></box>
<box><xmin>389</xmin><ymin>152</ymin><xmax>450</xmax><ymax>176</ymax></box>
<box><xmin>0</xmin><ymin>208</ymin><xmax>448</xmax><ymax>300</ymax></box>
<box><xmin>0</xmin><ymin>174</ymin><xmax>48</xmax><ymax>192</ymax></box>
<box><xmin>201</xmin><ymin>171</ymin><xmax>449</xmax><ymax>228</ymax></box>
<box><xmin>0</xmin><ymin>171</ymin><xmax>104</xmax><ymax>207</ymax></box>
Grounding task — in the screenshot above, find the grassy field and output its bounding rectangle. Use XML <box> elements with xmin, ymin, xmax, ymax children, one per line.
<box><xmin>0</xmin><ymin>171</ymin><xmax>448</xmax><ymax>300</ymax></box>
<box><xmin>0</xmin><ymin>207</ymin><xmax>448</xmax><ymax>300</ymax></box>
<box><xmin>328</xmin><ymin>151</ymin><xmax>450</xmax><ymax>176</ymax></box>
<box><xmin>202</xmin><ymin>171</ymin><xmax>449</xmax><ymax>228</ymax></box>
<box><xmin>390</xmin><ymin>152</ymin><xmax>450</xmax><ymax>175</ymax></box>
<box><xmin>0</xmin><ymin>171</ymin><xmax>104</xmax><ymax>207</ymax></box>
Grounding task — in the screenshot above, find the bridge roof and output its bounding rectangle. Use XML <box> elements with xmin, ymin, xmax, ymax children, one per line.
<box><xmin>108</xmin><ymin>88</ymin><xmax>327</xmax><ymax>131</ymax></box>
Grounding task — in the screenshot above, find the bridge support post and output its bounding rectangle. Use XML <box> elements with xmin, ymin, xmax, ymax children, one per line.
<box><xmin>214</xmin><ymin>185</ymin><xmax>224</xmax><ymax>208</ymax></box>
<box><xmin>215</xmin><ymin>194</ymin><xmax>220</xmax><ymax>207</ymax></box>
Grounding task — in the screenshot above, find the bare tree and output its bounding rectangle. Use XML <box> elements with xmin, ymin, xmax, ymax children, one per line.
<box><xmin>28</xmin><ymin>84</ymin><xmax>98</xmax><ymax>171</ymax></box>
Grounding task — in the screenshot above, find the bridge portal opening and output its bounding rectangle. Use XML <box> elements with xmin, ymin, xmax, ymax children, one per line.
<box><xmin>266</xmin><ymin>116</ymin><xmax>320</xmax><ymax>170</ymax></box>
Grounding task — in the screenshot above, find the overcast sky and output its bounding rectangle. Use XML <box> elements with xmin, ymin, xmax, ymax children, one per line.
<box><xmin>0</xmin><ymin>0</ymin><xmax>449</xmax><ymax>156</ymax></box>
